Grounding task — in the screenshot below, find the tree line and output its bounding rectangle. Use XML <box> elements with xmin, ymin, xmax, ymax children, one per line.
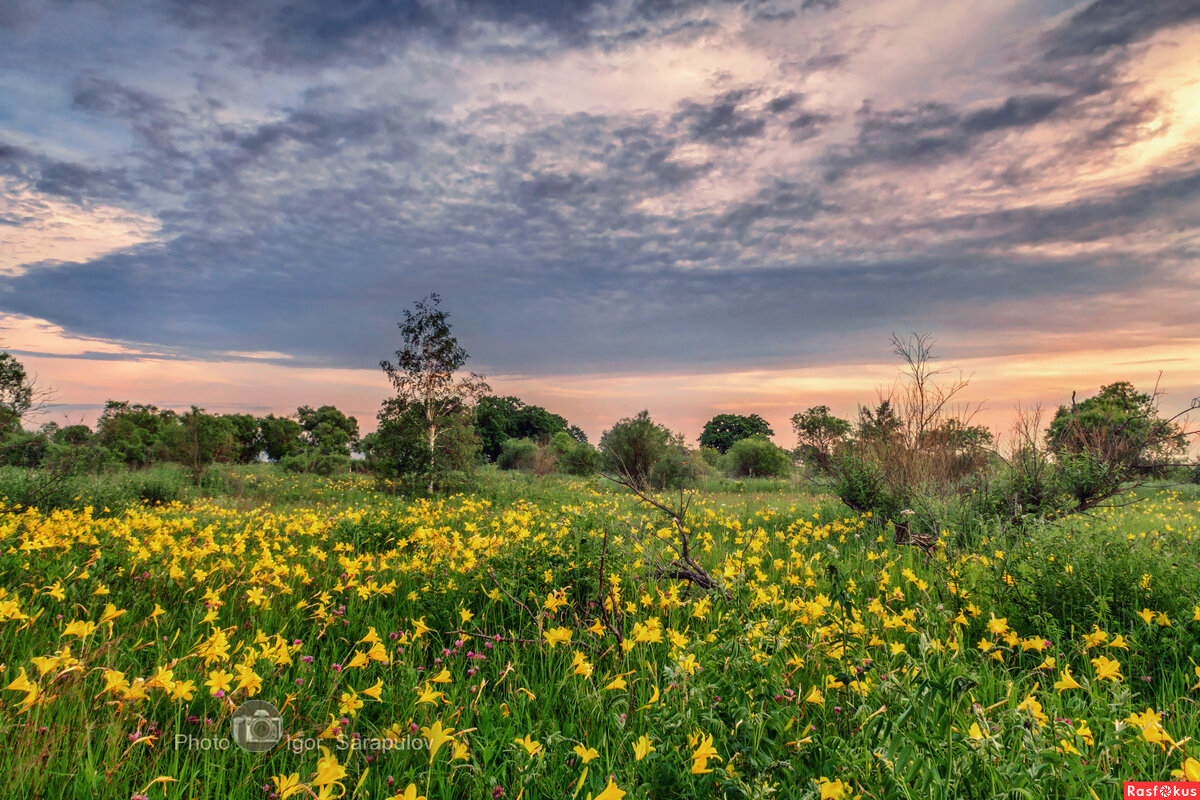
<box><xmin>3</xmin><ymin>300</ymin><xmax>1198</xmax><ymax>533</ymax></box>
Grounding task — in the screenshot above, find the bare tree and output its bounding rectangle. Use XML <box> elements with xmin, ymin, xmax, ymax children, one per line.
<box><xmin>595</xmin><ymin>441</ymin><xmax>720</xmax><ymax>592</ymax></box>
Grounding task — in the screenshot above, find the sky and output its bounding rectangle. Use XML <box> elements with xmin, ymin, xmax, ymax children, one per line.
<box><xmin>1</xmin><ymin>0</ymin><xmax>1198</xmax><ymax>446</ymax></box>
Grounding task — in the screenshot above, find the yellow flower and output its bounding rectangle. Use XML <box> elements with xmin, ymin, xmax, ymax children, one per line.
<box><xmin>1081</xmin><ymin>627</ymin><xmax>1108</xmax><ymax>649</ymax></box>
<box><xmin>573</xmin><ymin>744</ymin><xmax>600</xmax><ymax>764</ymax></box>
<box><xmin>1136</xmin><ymin>608</ymin><xmax>1155</xmax><ymax>624</ymax></box>
<box><xmin>62</xmin><ymin>620</ymin><xmax>97</xmax><ymax>638</ymax></box>
<box><xmin>420</xmin><ymin>719</ymin><xmax>456</xmax><ymax>761</ymax></box>
<box><xmin>99</xmin><ymin>603</ymin><xmax>126</xmax><ymax>626</ymax></box>
<box><xmin>818</xmin><ymin>777</ymin><xmax>849</xmax><ymax>800</ymax></box>
<box><xmin>543</xmin><ymin>627</ymin><xmax>573</xmax><ymax>648</ymax></box>
<box><xmin>361</xmin><ymin>679</ymin><xmax>384</xmax><ymax>702</ymax></box>
<box><xmin>4</xmin><ymin>667</ymin><xmax>36</xmax><ymax>693</ymax></box>
<box><xmin>591</xmin><ymin>778</ymin><xmax>626</xmax><ymax>800</ymax></box>
<box><xmin>1090</xmin><ymin>655</ymin><xmax>1123</xmax><ymax>683</ymax></box>
<box><xmin>690</xmin><ymin>733</ymin><xmax>721</xmax><ymax>774</ymax></box>
<box><xmin>604</xmin><ymin>674</ymin><xmax>628</xmax><ymax>692</ymax></box>
<box><xmin>206</xmin><ymin>669</ymin><xmax>233</xmax><ymax>696</ymax></box>
<box><xmin>1016</xmin><ymin>693</ymin><xmax>1048</xmax><ymax>728</ymax></box>
<box><xmin>967</xmin><ymin>722</ymin><xmax>988</xmax><ymax>741</ymax></box>
<box><xmin>272</xmin><ymin>773</ymin><xmax>307</xmax><ymax>799</ymax></box>
<box><xmin>514</xmin><ymin>734</ymin><xmax>542</xmax><ymax>757</ymax></box>
<box><xmin>1053</xmin><ymin>667</ymin><xmax>1083</xmax><ymax>693</ymax></box>
<box><xmin>451</xmin><ymin>740</ymin><xmax>470</xmax><ymax>761</ymax></box>
<box><xmin>389</xmin><ymin>783</ymin><xmax>427</xmax><ymax>800</ymax></box>
<box><xmin>804</xmin><ymin>686</ymin><xmax>824</xmax><ymax>706</ymax></box>
<box><xmin>339</xmin><ymin>690</ymin><xmax>364</xmax><ymax>717</ymax></box>
<box><xmin>1171</xmin><ymin>758</ymin><xmax>1200</xmax><ymax>782</ymax></box>
<box><xmin>170</xmin><ymin>680</ymin><xmax>196</xmax><ymax>702</ymax></box>
<box><xmin>234</xmin><ymin>665</ymin><xmax>262</xmax><ymax>696</ymax></box>
<box><xmin>311</xmin><ymin>747</ymin><xmax>347</xmax><ymax>789</ymax></box>
<box><xmin>416</xmin><ymin>684</ymin><xmax>444</xmax><ymax>705</ymax></box>
<box><xmin>430</xmin><ymin>668</ymin><xmax>452</xmax><ymax>684</ymax></box>
<box><xmin>633</xmin><ymin>735</ymin><xmax>655</xmax><ymax>760</ymax></box>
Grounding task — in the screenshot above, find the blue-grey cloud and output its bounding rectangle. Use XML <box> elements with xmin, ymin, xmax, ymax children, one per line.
<box><xmin>2</xmin><ymin>0</ymin><xmax>1198</xmax><ymax>384</ymax></box>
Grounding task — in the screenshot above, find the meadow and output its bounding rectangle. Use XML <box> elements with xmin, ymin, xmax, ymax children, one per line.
<box><xmin>2</xmin><ymin>466</ymin><xmax>1199</xmax><ymax>800</ymax></box>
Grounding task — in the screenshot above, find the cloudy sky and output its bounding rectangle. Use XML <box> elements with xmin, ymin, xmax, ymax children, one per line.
<box><xmin>2</xmin><ymin>0</ymin><xmax>1198</xmax><ymax>443</ymax></box>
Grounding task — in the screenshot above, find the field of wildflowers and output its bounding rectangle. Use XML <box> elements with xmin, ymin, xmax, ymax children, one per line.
<box><xmin>2</xmin><ymin>471</ymin><xmax>1199</xmax><ymax>799</ymax></box>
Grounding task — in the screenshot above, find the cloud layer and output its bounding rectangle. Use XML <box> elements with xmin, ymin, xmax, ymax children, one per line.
<box><xmin>2</xmin><ymin>0</ymin><xmax>1198</xmax><ymax>435</ymax></box>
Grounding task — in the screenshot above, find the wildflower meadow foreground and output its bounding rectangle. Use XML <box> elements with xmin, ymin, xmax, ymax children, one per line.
<box><xmin>3</xmin><ymin>473</ymin><xmax>1200</xmax><ymax>800</ymax></box>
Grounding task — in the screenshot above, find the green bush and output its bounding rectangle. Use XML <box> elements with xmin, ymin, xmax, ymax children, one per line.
<box><xmin>0</xmin><ymin>431</ymin><xmax>49</xmax><ymax>467</ymax></box>
<box><xmin>497</xmin><ymin>437</ymin><xmax>537</xmax><ymax>471</ymax></box>
<box><xmin>599</xmin><ymin>411</ymin><xmax>671</xmax><ymax>491</ymax></box>
<box><xmin>724</xmin><ymin>436</ymin><xmax>792</xmax><ymax>478</ymax></box>
<box><xmin>279</xmin><ymin>449</ymin><xmax>350</xmax><ymax>476</ymax></box>
<box><xmin>649</xmin><ymin>447</ymin><xmax>705</xmax><ymax>490</ymax></box>
<box><xmin>833</xmin><ymin>455</ymin><xmax>904</xmax><ymax>518</ymax></box>
<box><xmin>699</xmin><ymin>447</ymin><xmax>722</xmax><ymax>468</ymax></box>
<box><xmin>549</xmin><ymin>432</ymin><xmax>597</xmax><ymax>476</ymax></box>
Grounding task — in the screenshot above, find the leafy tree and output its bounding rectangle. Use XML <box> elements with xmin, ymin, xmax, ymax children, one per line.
<box><xmin>380</xmin><ymin>294</ymin><xmax>489</xmax><ymax>491</ymax></box>
<box><xmin>791</xmin><ymin>405</ymin><xmax>852</xmax><ymax>473</ymax></box>
<box><xmin>475</xmin><ymin>395</ymin><xmax>573</xmax><ymax>461</ymax></box>
<box><xmin>989</xmin><ymin>382</ymin><xmax>1196</xmax><ymax>519</ymax></box>
<box><xmin>475</xmin><ymin>396</ymin><xmax>524</xmax><ymax>462</ymax></box>
<box><xmin>725</xmin><ymin>436</ymin><xmax>793</xmax><ymax>478</ymax></box>
<box><xmin>566</xmin><ymin>425</ymin><xmax>588</xmax><ymax>444</ymax></box>
<box><xmin>514</xmin><ymin>404</ymin><xmax>568</xmax><ymax>442</ymax></box>
<box><xmin>259</xmin><ymin>414</ymin><xmax>303</xmax><ymax>461</ymax></box>
<box><xmin>296</xmin><ymin>405</ymin><xmax>359</xmax><ymax>456</ymax></box>
<box><xmin>164</xmin><ymin>407</ymin><xmax>236</xmax><ymax>484</ymax></box>
<box><xmin>222</xmin><ymin>414</ymin><xmax>263</xmax><ymax>463</ymax></box>
<box><xmin>698</xmin><ymin>413</ymin><xmax>773</xmax><ymax>454</ymax></box>
<box><xmin>1046</xmin><ymin>382</ymin><xmax>1187</xmax><ymax>471</ymax></box>
<box><xmin>363</xmin><ymin>397</ymin><xmax>481</xmax><ymax>489</ymax></box>
<box><xmin>0</xmin><ymin>350</ymin><xmax>35</xmax><ymax>437</ymax></box>
<box><xmin>599</xmin><ymin>410</ymin><xmax>672</xmax><ymax>492</ymax></box>
<box><xmin>97</xmin><ymin>401</ymin><xmax>179</xmax><ymax>468</ymax></box>
<box><xmin>856</xmin><ymin>400</ymin><xmax>903</xmax><ymax>445</ymax></box>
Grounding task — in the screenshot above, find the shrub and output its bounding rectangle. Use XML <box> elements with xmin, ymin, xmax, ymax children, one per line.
<box><xmin>497</xmin><ymin>437</ymin><xmax>538</xmax><ymax>471</ymax></box>
<box><xmin>549</xmin><ymin>432</ymin><xmax>596</xmax><ymax>476</ymax></box>
<box><xmin>649</xmin><ymin>447</ymin><xmax>705</xmax><ymax>490</ymax></box>
<box><xmin>724</xmin><ymin>436</ymin><xmax>792</xmax><ymax>478</ymax></box>
<box><xmin>599</xmin><ymin>411</ymin><xmax>671</xmax><ymax>491</ymax></box>
<box><xmin>279</xmin><ymin>449</ymin><xmax>349</xmax><ymax>476</ymax></box>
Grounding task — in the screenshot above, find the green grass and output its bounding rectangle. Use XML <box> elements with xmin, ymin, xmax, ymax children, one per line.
<box><xmin>0</xmin><ymin>470</ymin><xmax>1198</xmax><ymax>799</ymax></box>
